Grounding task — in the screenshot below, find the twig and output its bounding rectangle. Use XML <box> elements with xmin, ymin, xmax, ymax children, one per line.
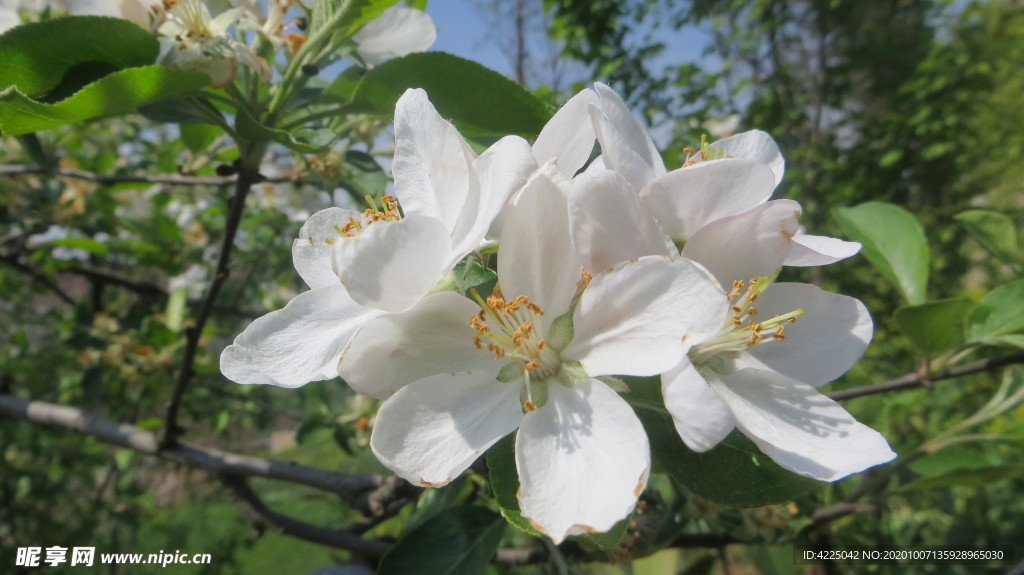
<box><xmin>222</xmin><ymin>475</ymin><xmax>392</xmax><ymax>557</ymax></box>
<box><xmin>0</xmin><ymin>164</ymin><xmax>299</xmax><ymax>186</ymax></box>
<box><xmin>0</xmin><ymin>394</ymin><xmax>382</xmax><ymax>500</ymax></box>
<box><xmin>161</xmin><ymin>156</ymin><xmax>265</xmax><ymax>449</ymax></box>
<box><xmin>798</xmin><ymin>502</ymin><xmax>879</xmax><ymax>535</ymax></box>
<box><xmin>828</xmin><ymin>350</ymin><xmax>1024</xmax><ymax>401</ymax></box>
<box><xmin>0</xmin><ymin>253</ymin><xmax>75</xmax><ymax>305</ymax></box>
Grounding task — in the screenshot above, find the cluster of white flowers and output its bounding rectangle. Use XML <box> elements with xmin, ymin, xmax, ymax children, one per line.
<box><xmin>221</xmin><ymin>84</ymin><xmax>896</xmax><ymax>543</ymax></box>
<box><xmin>2</xmin><ymin>1</ymin><xmax>436</xmax><ymax>87</ymax></box>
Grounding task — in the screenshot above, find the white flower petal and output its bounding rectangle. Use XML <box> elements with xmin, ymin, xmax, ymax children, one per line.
<box><xmin>639</xmin><ymin>159</ymin><xmax>777</xmax><ymax>239</ymax></box>
<box><xmin>784</xmin><ymin>234</ymin><xmax>862</xmax><ymax>267</ymax></box>
<box><xmin>516</xmin><ymin>379</ymin><xmax>649</xmax><ymax>543</ymax></box>
<box><xmin>449</xmin><ymin>135</ymin><xmax>536</xmax><ymax>264</ymax></box>
<box><xmin>732</xmin><ymin>283</ymin><xmax>873</xmax><ymax>386</ymax></box>
<box><xmin>371</xmin><ymin>372</ymin><xmax>522</xmax><ymax>486</ymax></box>
<box><xmin>66</xmin><ymin>0</ymin><xmax>154</xmax><ymax>28</ymax></box>
<box><xmin>220</xmin><ymin>286</ymin><xmax>378</xmax><ymax>388</ymax></box>
<box><xmin>532</xmin><ymin>88</ymin><xmax>598</xmax><ymax>179</ymax></box>
<box><xmin>338</xmin><ymin>291</ymin><xmax>498</xmax><ymax>399</ymax></box>
<box><xmin>565</xmin><ymin>256</ymin><xmax>726</xmax><ymax>377</ymax></box>
<box><xmin>706</xmin><ymin>130</ymin><xmax>785</xmax><ymax>187</ymax></box>
<box><xmin>292</xmin><ymin>207</ymin><xmax>362</xmax><ymax>290</ymax></box>
<box><xmin>497</xmin><ymin>166</ymin><xmax>582</xmax><ymax>330</ymax></box>
<box><xmin>709</xmin><ymin>368</ymin><xmax>896</xmax><ymax>481</ymax></box>
<box><xmin>590</xmin><ymin>83</ymin><xmax>665</xmax><ymax>191</ymax></box>
<box><xmin>681</xmin><ymin>199</ymin><xmax>802</xmax><ymax>288</ymax></box>
<box><xmin>332</xmin><ymin>215</ymin><xmax>452</xmax><ymax>313</ymax></box>
<box><xmin>352</xmin><ymin>6</ymin><xmax>437</xmax><ymax>68</ymax></box>
<box><xmin>568</xmin><ymin>169</ymin><xmax>674</xmax><ymax>272</ymax></box>
<box><xmin>392</xmin><ymin>88</ymin><xmax>476</xmax><ymax>232</ymax></box>
<box><xmin>662</xmin><ymin>358</ymin><xmax>735</xmax><ymax>452</ymax></box>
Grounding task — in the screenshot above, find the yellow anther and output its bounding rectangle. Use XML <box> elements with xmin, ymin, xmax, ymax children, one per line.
<box><xmin>524</xmin><ymin>400</ymin><xmax>538</xmax><ymax>412</ymax></box>
<box><xmin>747</xmin><ymin>307</ymin><xmax>758</xmax><ymax>317</ymax></box>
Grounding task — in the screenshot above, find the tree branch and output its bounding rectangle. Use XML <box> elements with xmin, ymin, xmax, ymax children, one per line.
<box><xmin>161</xmin><ymin>153</ymin><xmax>266</xmax><ymax>449</ymax></box>
<box><xmin>0</xmin><ymin>164</ymin><xmax>299</xmax><ymax>186</ymax></box>
<box><xmin>827</xmin><ymin>350</ymin><xmax>1024</xmax><ymax>401</ymax></box>
<box><xmin>222</xmin><ymin>475</ymin><xmax>393</xmax><ymax>557</ymax></box>
<box><xmin>0</xmin><ymin>394</ymin><xmax>383</xmax><ymax>501</ymax></box>
<box><xmin>0</xmin><ymin>253</ymin><xmax>75</xmax><ymax>305</ymax></box>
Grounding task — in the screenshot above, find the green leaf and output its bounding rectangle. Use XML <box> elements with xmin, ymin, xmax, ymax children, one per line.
<box><xmin>893</xmin><ymin>297</ymin><xmax>973</xmax><ymax>357</ymax></box>
<box><xmin>907</xmin><ymin>445</ymin><xmax>994</xmax><ymax>477</ymax></box>
<box><xmin>180</xmin><ymin>122</ymin><xmax>221</xmax><ymax>154</ymax></box>
<box><xmin>44</xmin><ymin>236</ymin><xmax>108</xmax><ymax>255</ymax></box>
<box><xmin>966</xmin><ymin>280</ymin><xmax>1024</xmax><ymax>342</ymax></box>
<box><xmin>327</xmin><ymin>52</ymin><xmax>551</xmax><ymax>137</ymax></box>
<box><xmin>0</xmin><ymin>16</ymin><xmax>158</xmax><ymax>97</ymax></box>
<box><xmin>485</xmin><ymin>433</ymin><xmax>543</xmax><ymax>537</ymax></box>
<box><xmin>236</xmin><ymin>107</ymin><xmax>338</xmax><ymax>152</ymax></box>
<box><xmin>406</xmin><ymin>476</ymin><xmax>470</xmax><ymax>532</ymax></box>
<box><xmin>955</xmin><ymin>209</ymin><xmax>1020</xmax><ymax>264</ymax></box>
<box><xmin>454</xmin><ymin>258</ymin><xmax>498</xmax><ymax>299</ymax></box>
<box><xmin>633</xmin><ymin>401</ymin><xmax>820</xmax><ymax>506</ymax></box>
<box><xmin>376</xmin><ymin>506</ymin><xmax>505</xmax><ymax>575</ymax></box>
<box><xmin>310</xmin><ymin>0</ymin><xmax>399</xmax><ymax>42</ymax></box>
<box><xmin>833</xmin><ymin>201</ymin><xmax>930</xmax><ymax>304</ymax></box>
<box><xmin>0</xmin><ymin>67</ymin><xmax>210</xmax><ymax>136</ymax></box>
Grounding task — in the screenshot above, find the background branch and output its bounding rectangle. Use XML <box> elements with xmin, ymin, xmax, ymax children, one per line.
<box><xmin>1</xmin><ymin>164</ymin><xmax>300</xmax><ymax>186</ymax></box>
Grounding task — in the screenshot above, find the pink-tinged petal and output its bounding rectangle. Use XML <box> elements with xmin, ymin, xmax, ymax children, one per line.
<box><xmin>292</xmin><ymin>207</ymin><xmax>363</xmax><ymax>290</ymax></box>
<box><xmin>590</xmin><ymin>83</ymin><xmax>665</xmax><ymax>191</ymax></box>
<box><xmin>533</xmin><ymin>88</ymin><xmax>599</xmax><ymax>179</ymax></box>
<box><xmin>371</xmin><ymin>372</ymin><xmax>522</xmax><ymax>486</ymax></box>
<box><xmin>352</xmin><ymin>6</ymin><xmax>437</xmax><ymax>68</ymax></box>
<box><xmin>785</xmin><ymin>234</ymin><xmax>862</xmax><ymax>267</ymax></box>
<box><xmin>392</xmin><ymin>88</ymin><xmax>476</xmax><ymax>232</ymax></box>
<box><xmin>338</xmin><ymin>291</ymin><xmax>497</xmax><ymax>399</ymax></box>
<box><xmin>639</xmin><ymin>159</ymin><xmax>776</xmax><ymax>239</ymax></box>
<box><xmin>497</xmin><ymin>166</ymin><xmax>583</xmax><ymax>330</ymax></box>
<box><xmin>332</xmin><ymin>215</ymin><xmax>451</xmax><ymax>313</ymax></box>
<box><xmin>710</xmin><ymin>368</ymin><xmax>896</xmax><ymax>481</ymax></box>
<box><xmin>565</xmin><ymin>256</ymin><xmax>726</xmax><ymax>377</ymax></box>
<box><xmin>569</xmin><ymin>169</ymin><xmax>674</xmax><ymax>272</ymax></box>
<box><xmin>449</xmin><ymin>135</ymin><xmax>537</xmax><ymax>264</ymax></box>
<box><xmin>732</xmin><ymin>283</ymin><xmax>873</xmax><ymax>386</ymax></box>
<box><xmin>220</xmin><ymin>286</ymin><xmax>379</xmax><ymax>388</ymax></box>
<box><xmin>662</xmin><ymin>358</ymin><xmax>735</xmax><ymax>452</ymax></box>
<box><xmin>516</xmin><ymin>379</ymin><xmax>649</xmax><ymax>544</ymax></box>
<box><xmin>704</xmin><ymin>130</ymin><xmax>785</xmax><ymax>187</ymax></box>
<box><xmin>681</xmin><ymin>199</ymin><xmax>802</xmax><ymax>288</ymax></box>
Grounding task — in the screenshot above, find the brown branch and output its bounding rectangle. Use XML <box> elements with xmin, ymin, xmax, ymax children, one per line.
<box><xmin>799</xmin><ymin>502</ymin><xmax>879</xmax><ymax>535</ymax></box>
<box><xmin>0</xmin><ymin>394</ymin><xmax>383</xmax><ymax>500</ymax></box>
<box><xmin>222</xmin><ymin>475</ymin><xmax>393</xmax><ymax>557</ymax></box>
<box><xmin>0</xmin><ymin>164</ymin><xmax>299</xmax><ymax>186</ymax></box>
<box><xmin>161</xmin><ymin>153</ymin><xmax>265</xmax><ymax>449</ymax></box>
<box><xmin>828</xmin><ymin>350</ymin><xmax>1024</xmax><ymax>401</ymax></box>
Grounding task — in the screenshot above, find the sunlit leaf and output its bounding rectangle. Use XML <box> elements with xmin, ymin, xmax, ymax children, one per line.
<box><xmin>834</xmin><ymin>202</ymin><xmax>930</xmax><ymax>304</ymax></box>
<box><xmin>966</xmin><ymin>280</ymin><xmax>1024</xmax><ymax>342</ymax></box>
<box><xmin>955</xmin><ymin>209</ymin><xmax>1020</xmax><ymax>264</ymax></box>
<box><xmin>0</xmin><ymin>67</ymin><xmax>209</xmax><ymax>136</ymax></box>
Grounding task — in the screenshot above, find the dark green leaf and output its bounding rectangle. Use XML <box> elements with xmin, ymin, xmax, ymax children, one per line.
<box><xmin>908</xmin><ymin>446</ymin><xmax>994</xmax><ymax>477</ymax></box>
<box><xmin>0</xmin><ymin>67</ymin><xmax>210</xmax><ymax>136</ymax></box>
<box><xmin>966</xmin><ymin>280</ymin><xmax>1024</xmax><ymax>342</ymax></box>
<box><xmin>893</xmin><ymin>297</ymin><xmax>973</xmax><ymax>357</ymax></box>
<box><xmin>310</xmin><ymin>0</ymin><xmax>398</xmax><ymax>43</ymax></box>
<box><xmin>139</xmin><ymin>98</ymin><xmax>221</xmax><ymax>124</ymax></box>
<box><xmin>338</xmin><ymin>149</ymin><xmax>387</xmax><ymax>199</ymax></box>
<box><xmin>328</xmin><ymin>52</ymin><xmax>551</xmax><ymax>137</ymax></box>
<box><xmin>633</xmin><ymin>401</ymin><xmax>820</xmax><ymax>507</ymax></box>
<box><xmin>833</xmin><ymin>202</ymin><xmax>929</xmax><ymax>304</ymax></box>
<box><xmin>376</xmin><ymin>506</ymin><xmax>505</xmax><ymax>575</ymax></box>
<box><xmin>406</xmin><ymin>476</ymin><xmax>470</xmax><ymax>532</ymax></box>
<box><xmin>180</xmin><ymin>122</ymin><xmax>221</xmax><ymax>153</ymax></box>
<box><xmin>955</xmin><ymin>209</ymin><xmax>1020</xmax><ymax>264</ymax></box>
<box><xmin>485</xmin><ymin>433</ymin><xmax>543</xmax><ymax>537</ymax></box>
<box><xmin>0</xmin><ymin>16</ymin><xmax>158</xmax><ymax>96</ymax></box>
<box><xmin>901</xmin><ymin>462</ymin><xmax>1024</xmax><ymax>491</ymax></box>
<box><xmin>454</xmin><ymin>258</ymin><xmax>498</xmax><ymax>299</ymax></box>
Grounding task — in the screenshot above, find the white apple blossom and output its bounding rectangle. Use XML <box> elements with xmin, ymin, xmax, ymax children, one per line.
<box><xmin>63</xmin><ymin>0</ymin><xmax>157</xmax><ymax>28</ymax></box>
<box><xmin>588</xmin><ymin>83</ymin><xmax>859</xmax><ymax>265</ymax></box>
<box><xmin>568</xmin><ymin>176</ymin><xmax>895</xmax><ymax>481</ymax></box>
<box><xmin>339</xmin><ymin>165</ymin><xmax>726</xmax><ymax>543</ymax></box>
<box><xmin>220</xmin><ymin>88</ymin><xmax>534</xmax><ymax>388</ymax></box>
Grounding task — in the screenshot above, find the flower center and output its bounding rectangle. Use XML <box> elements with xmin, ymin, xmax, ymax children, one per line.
<box><xmin>322</xmin><ymin>195</ymin><xmax>402</xmax><ymax>245</ymax></box>
<box><xmin>469</xmin><ymin>284</ymin><xmax>562</xmax><ymax>411</ymax></box>
<box><xmin>689</xmin><ymin>276</ymin><xmax>805</xmax><ymax>366</ymax></box>
<box><xmin>164</xmin><ymin>0</ymin><xmax>213</xmax><ymax>40</ymax></box>
<box><xmin>682</xmin><ymin>134</ymin><xmax>727</xmax><ymax>166</ymax></box>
